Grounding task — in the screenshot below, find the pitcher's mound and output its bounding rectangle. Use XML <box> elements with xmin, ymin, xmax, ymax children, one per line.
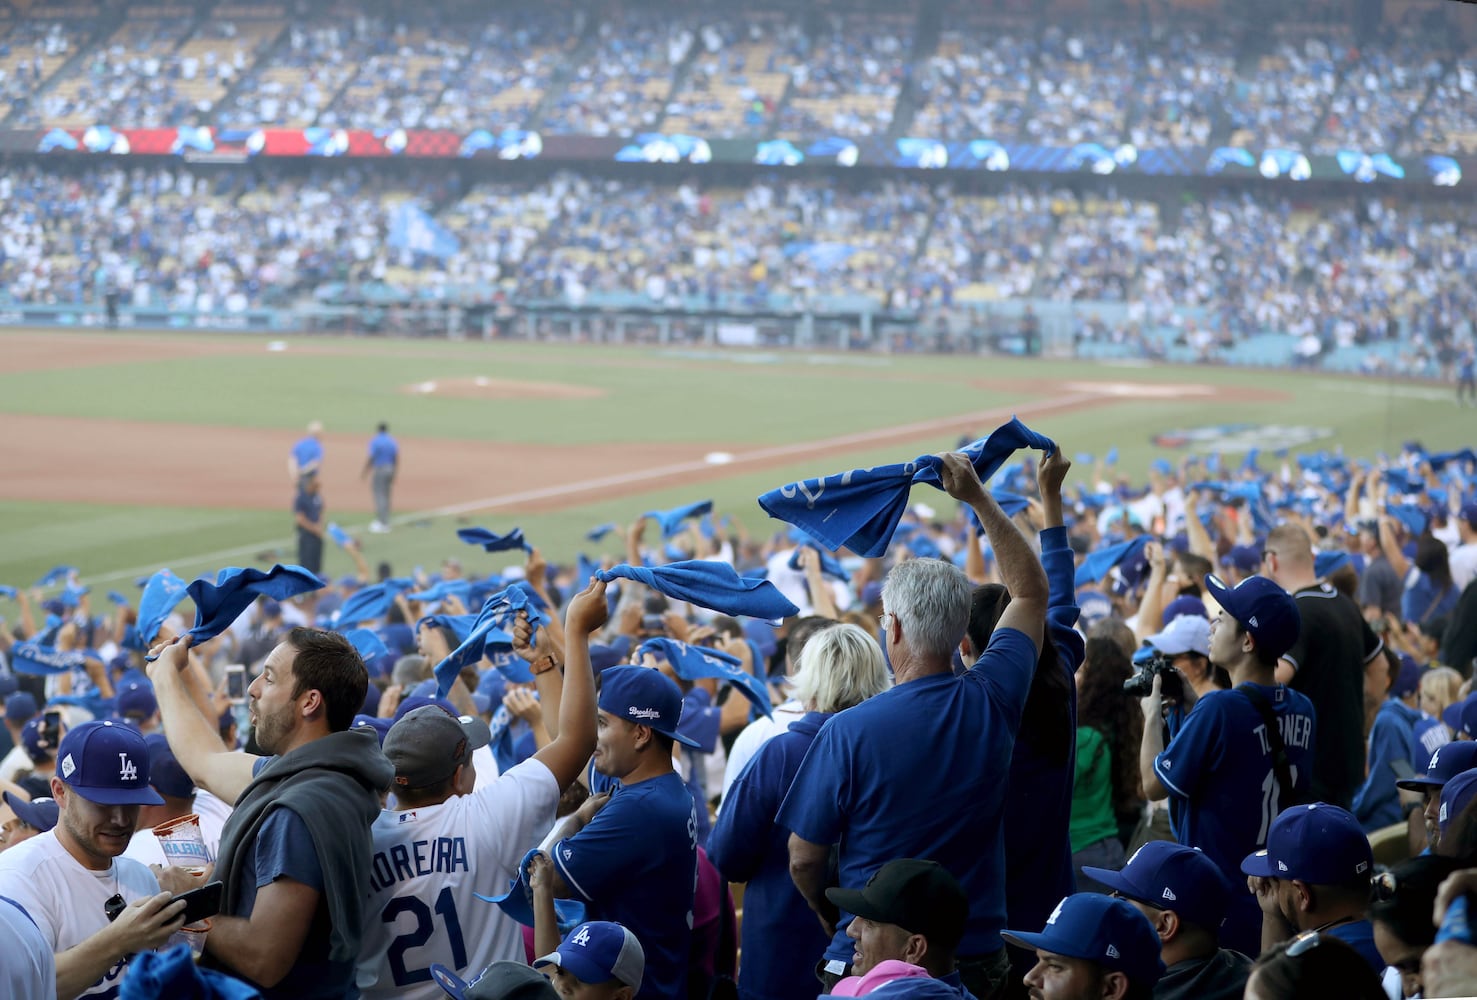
<box><xmin>402</xmin><ymin>377</ymin><xmax>606</xmax><ymax>401</ymax></box>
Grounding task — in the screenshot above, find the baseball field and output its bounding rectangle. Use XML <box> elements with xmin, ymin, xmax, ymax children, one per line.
<box><xmin>0</xmin><ymin>328</ymin><xmax>1465</xmax><ymax>592</ymax></box>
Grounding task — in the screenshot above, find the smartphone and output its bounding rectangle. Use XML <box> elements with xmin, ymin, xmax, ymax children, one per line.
<box><xmin>1390</xmin><ymin>758</ymin><xmax>1417</xmax><ymax>782</ymax></box>
<box><xmin>172</xmin><ymin>881</ymin><xmax>224</xmax><ymax>924</ymax></box>
<box><xmin>225</xmin><ymin>664</ymin><xmax>247</xmax><ymax>702</ymax></box>
<box><xmin>40</xmin><ymin>710</ymin><xmax>62</xmax><ymax>751</ymax></box>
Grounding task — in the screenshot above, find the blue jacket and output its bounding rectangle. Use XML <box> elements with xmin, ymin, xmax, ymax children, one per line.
<box><xmin>709</xmin><ymin>712</ymin><xmax>831</xmax><ymax>1000</ymax></box>
<box><xmin>1353</xmin><ymin>698</ymin><xmax>1422</xmax><ymax>832</ymax></box>
<box><xmin>1002</xmin><ymin>526</ymin><xmax>1082</xmax><ymax>936</ymax></box>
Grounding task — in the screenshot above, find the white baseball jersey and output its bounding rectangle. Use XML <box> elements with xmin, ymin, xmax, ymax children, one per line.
<box><xmin>0</xmin><ymin>830</ymin><xmax>161</xmax><ymax>999</ymax></box>
<box><xmin>356</xmin><ymin>757</ymin><xmax>560</xmax><ymax>999</ymax></box>
<box><xmin>0</xmin><ymin>893</ymin><xmax>56</xmax><ymax>1000</ymax></box>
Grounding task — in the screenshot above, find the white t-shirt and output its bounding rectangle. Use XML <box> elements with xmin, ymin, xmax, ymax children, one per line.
<box><xmin>356</xmin><ymin>757</ymin><xmax>561</xmax><ymax>999</ymax></box>
<box><xmin>122</xmin><ymin>791</ymin><xmax>230</xmax><ymax>869</ymax></box>
<box><xmin>719</xmin><ymin>698</ymin><xmax>807</xmax><ymax>804</ymax></box>
<box><xmin>0</xmin><ymin>745</ymin><xmax>37</xmax><ymax>784</ymax></box>
<box><xmin>1450</xmin><ymin>542</ymin><xmax>1477</xmax><ymax>594</ymax></box>
<box><xmin>0</xmin><ymin>893</ymin><xmax>55</xmax><ymax>1000</ymax></box>
<box><xmin>0</xmin><ymin>831</ymin><xmax>161</xmax><ymax>999</ymax></box>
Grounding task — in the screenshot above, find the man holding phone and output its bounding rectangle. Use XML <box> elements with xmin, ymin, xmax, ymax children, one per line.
<box><xmin>0</xmin><ymin>720</ymin><xmax>192</xmax><ymax>999</ymax></box>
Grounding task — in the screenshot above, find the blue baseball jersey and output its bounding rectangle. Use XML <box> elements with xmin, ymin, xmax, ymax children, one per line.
<box><xmin>368</xmin><ymin>432</ymin><xmax>399</xmax><ymax>468</ymax></box>
<box><xmin>778</xmin><ymin>627</ymin><xmax>1038</xmax><ymax>961</ymax></box>
<box><xmin>1411</xmin><ymin>715</ymin><xmax>1453</xmax><ymax>771</ymax></box>
<box><xmin>1154</xmin><ymin>684</ymin><xmax>1316</xmax><ymax>878</ymax></box>
<box><xmin>553</xmin><ymin>771</ymin><xmax>697</xmax><ymax>1000</ymax></box>
<box><xmin>291</xmin><ymin>436</ymin><xmax>322</xmax><ymax>470</ymax></box>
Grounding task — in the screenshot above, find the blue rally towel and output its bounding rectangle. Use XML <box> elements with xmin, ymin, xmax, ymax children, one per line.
<box><xmin>34</xmin><ymin>565</ymin><xmax>76</xmax><ymax>588</ymax></box>
<box><xmin>335</xmin><ymin>584</ymin><xmax>399</xmax><ymax>628</ymax></box>
<box><xmin>586</xmin><ymin>522</ymin><xmax>618</xmax><ymax>542</ymax></box>
<box><xmin>1314</xmin><ymin>550</ymin><xmax>1351</xmax><ymax>578</ymax></box>
<box><xmin>965</xmin><ymin>492</ymin><xmax>1033</xmax><ymax>536</ymax></box>
<box><xmin>136</xmin><ymin>569</ymin><xmax>190</xmax><ymax>647</ymax></box>
<box><xmin>457</xmin><ymin>526</ymin><xmax>533</xmax><ymax>553</ymax></box>
<box><xmin>1387</xmin><ymin>503</ymin><xmax>1428</xmax><ymax>537</ymax></box>
<box><xmin>595</xmin><ymin>561</ymin><xmax>800</xmax><ymax>621</ymax></box>
<box><xmin>433</xmin><ymin>588</ymin><xmax>551</xmax><ymax>697</ymax></box>
<box><xmin>756</xmin><ymin>417</ymin><xmax>1055</xmax><ymax>557</ymax></box>
<box><xmin>1074</xmin><ymin>536</ymin><xmax>1153</xmax><ymax>588</ymax></box>
<box><xmin>637</xmin><ymin>638</ymin><xmax>773</xmax><ymax>717</ymax></box>
<box><xmin>787</xmin><ymin>544</ymin><xmax>852</xmax><ymax>583</ymax></box>
<box><xmin>156</xmin><ymin>565</ymin><xmax>324</xmax><ymax>656</ymax></box>
<box><xmin>406</xmin><ymin>580</ymin><xmax>474</xmax><ymax>605</ymax></box>
<box><xmin>326</xmin><ymin>523</ymin><xmax>355</xmax><ymax>549</ymax></box>
<box><xmin>1428</xmin><ymin>449</ymin><xmax>1477</xmax><ymax>472</ymax></box>
<box><xmin>342</xmin><ymin>628</ymin><xmax>389</xmax><ymax>661</ymax></box>
<box><xmin>106</xmin><ymin>590</ymin><xmax>129</xmax><ymax>606</ymax></box>
<box><xmin>418</xmin><ymin>613</ymin><xmax>479</xmax><ymax>644</ymax></box>
<box><xmin>0</xmin><ymin>585</ymin><xmax>15</xmax><ymax>599</ymax></box>
<box><xmin>644</xmin><ymin>500</ymin><xmax>714</xmax><ymax>539</ymax></box>
<box><xmin>475</xmin><ymin>848</ymin><xmax>586</xmax><ymax>931</ymax></box>
<box><xmin>120</xmin><ymin>941</ymin><xmax>263</xmax><ymax>999</ymax></box>
<box><xmin>10</xmin><ymin>639</ymin><xmax>88</xmax><ymax>676</ymax></box>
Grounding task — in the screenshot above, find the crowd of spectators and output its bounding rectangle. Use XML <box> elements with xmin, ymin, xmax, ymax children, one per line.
<box><xmin>5</xmin><ymin>163</ymin><xmax>1477</xmax><ymax>364</ymax></box>
<box><xmin>0</xmin><ymin>2</ymin><xmax>1472</xmax><ymax>156</ymax></box>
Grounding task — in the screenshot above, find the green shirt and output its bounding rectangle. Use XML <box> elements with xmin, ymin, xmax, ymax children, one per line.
<box><xmin>1070</xmin><ymin>725</ymin><xmax>1120</xmax><ymax>852</ymax></box>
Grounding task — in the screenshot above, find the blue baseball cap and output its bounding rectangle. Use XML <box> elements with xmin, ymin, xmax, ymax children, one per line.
<box><xmin>1391</xmin><ymin>655</ymin><xmax>1424</xmax><ymax>700</ymax></box>
<box><xmin>1222</xmin><ymin>544</ymin><xmax>1262</xmax><ymax>575</ymax></box>
<box><xmin>1204</xmin><ymin>573</ymin><xmax>1301</xmax><ymax>661</ymax></box>
<box><xmin>1445</xmin><ymin>695</ymin><xmax>1477</xmax><ymax>738</ymax></box>
<box><xmin>1160</xmin><ymin>595</ymin><xmax>1207</xmax><ymax>626</ymax></box>
<box><xmin>597</xmin><ymin>666</ymin><xmax>701</xmax><ymax>748</ymax></box>
<box><xmin>1399</xmin><ymin>741</ymin><xmax>1477</xmax><ymax>791</ymax></box>
<box><xmin>1241</xmin><ymin>803</ymin><xmax>1372</xmax><ymax>885</ymax></box>
<box><xmin>0</xmin><ymin>674</ymin><xmax>17</xmax><ymax>699</ymax></box>
<box><xmin>1440</xmin><ymin>770</ymin><xmax>1477</xmax><ymax>836</ymax></box>
<box><xmin>5</xmin><ymin>691</ymin><xmax>38</xmax><ymax>726</ymax></box>
<box><xmin>394</xmin><ymin>695</ymin><xmax>459</xmax><ymax>724</ymax></box>
<box><xmin>1082</xmin><ymin>841</ymin><xmax>1230</xmax><ymax>932</ymax></box>
<box><xmin>351</xmin><ymin>714</ymin><xmax>394</xmax><ymax>746</ymax></box>
<box><xmin>143</xmin><ymin>733</ymin><xmax>194</xmax><ymax>800</ymax></box>
<box><xmin>56</xmin><ymin>720</ymin><xmax>164</xmax><ymax>806</ymax></box>
<box><xmin>1002</xmin><ymin>894</ymin><xmax>1164</xmax><ymax>988</ymax></box>
<box><xmin>2</xmin><ymin>791</ymin><xmax>58</xmax><ymax>832</ymax></box>
<box><xmin>116</xmin><ymin>682</ymin><xmax>158</xmax><ymax>720</ymax></box>
<box><xmin>21</xmin><ymin>717</ymin><xmax>55</xmax><ymax>762</ymax></box>
<box><xmin>535</xmin><ymin>921</ymin><xmax>646</xmax><ymax>989</ymax></box>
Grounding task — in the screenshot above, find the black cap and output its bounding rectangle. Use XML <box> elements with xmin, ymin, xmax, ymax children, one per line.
<box><xmin>825</xmin><ymin>858</ymin><xmax>968</xmax><ymax>950</ymax></box>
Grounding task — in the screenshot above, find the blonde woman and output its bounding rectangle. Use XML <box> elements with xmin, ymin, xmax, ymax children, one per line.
<box><xmin>708</xmin><ymin>624</ymin><xmax>890</xmax><ymax>1000</ymax></box>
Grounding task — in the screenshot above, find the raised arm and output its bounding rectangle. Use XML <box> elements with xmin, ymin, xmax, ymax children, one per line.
<box><xmin>1037</xmin><ymin>450</ymin><xmax>1085</xmax><ymax>670</ymax></box>
<box><xmin>939</xmin><ymin>451</ymin><xmax>1048</xmax><ymax>652</ymax></box>
<box><xmin>1379</xmin><ymin>515</ymin><xmax>1412</xmax><ymax>580</ymax></box>
<box><xmin>1183</xmin><ymin>491</ymin><xmax>1217</xmax><ymax>562</ymax></box>
<box><xmin>530</xmin><ymin>581</ymin><xmax>600</xmax><ymax>790</ymax></box>
<box><xmin>796</xmin><ymin>547</ymin><xmax>839</xmax><ymax>620</ymax></box>
<box><xmin>146</xmin><ymin>636</ymin><xmax>260</xmax><ymax>805</ymax></box>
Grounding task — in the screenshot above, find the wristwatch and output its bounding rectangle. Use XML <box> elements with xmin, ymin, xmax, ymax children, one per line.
<box><xmin>529</xmin><ymin>655</ymin><xmax>562</xmax><ymax>676</ymax></box>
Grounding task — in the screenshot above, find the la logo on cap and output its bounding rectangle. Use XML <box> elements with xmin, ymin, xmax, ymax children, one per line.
<box><xmin>119</xmin><ymin>753</ymin><xmax>138</xmax><ymax>782</ymax></box>
<box><xmin>572</xmin><ymin>926</ymin><xmax>591</xmax><ymax>948</ymax></box>
<box><xmin>1433</xmin><ymin>749</ymin><xmax>1442</xmax><ymax>766</ymax></box>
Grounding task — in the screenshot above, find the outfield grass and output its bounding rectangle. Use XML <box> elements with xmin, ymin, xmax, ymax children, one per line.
<box><xmin>0</xmin><ymin>331</ymin><xmax>1468</xmax><ymax>591</ymax></box>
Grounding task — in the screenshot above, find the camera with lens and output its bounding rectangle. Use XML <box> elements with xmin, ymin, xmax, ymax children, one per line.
<box><xmin>1123</xmin><ymin>650</ymin><xmax>1184</xmax><ymax>703</ymax></box>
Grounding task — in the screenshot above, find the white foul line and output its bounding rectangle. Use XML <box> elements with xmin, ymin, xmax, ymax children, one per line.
<box><xmin>79</xmin><ymin>391</ymin><xmax>1104</xmax><ymax>587</ymax></box>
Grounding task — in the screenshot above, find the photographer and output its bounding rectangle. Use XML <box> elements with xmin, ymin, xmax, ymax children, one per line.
<box><xmin>1138</xmin><ymin>574</ymin><xmax>1316</xmax><ymax>958</ymax></box>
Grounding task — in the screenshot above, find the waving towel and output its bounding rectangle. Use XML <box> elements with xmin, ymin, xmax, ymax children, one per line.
<box><xmin>595</xmin><ymin>561</ymin><xmax>799</xmax><ymax>621</ymax></box>
<box><xmin>456</xmin><ymin>526</ymin><xmax>533</xmax><ymax>554</ymax></box>
<box><xmin>136</xmin><ymin>570</ymin><xmax>190</xmax><ymax>646</ymax></box>
<box><xmin>757</xmin><ymin>417</ymin><xmax>1054</xmax><ymax>557</ymax></box>
<box><xmin>586</xmin><ymin>523</ymin><xmax>618</xmax><ymax>542</ymax></box>
<box><xmin>146</xmin><ymin>565</ymin><xmax>325</xmax><ymax>661</ymax></box>
<box><xmin>644</xmin><ymin>500</ymin><xmax>714</xmax><ymax>539</ymax></box>
<box><xmin>475</xmin><ymin>848</ymin><xmax>586</xmax><ymax>930</ymax></box>
<box><xmin>433</xmin><ymin>588</ymin><xmax>551</xmax><ymax>697</ymax></box>
<box><xmin>1074</xmin><ymin>536</ymin><xmax>1153</xmax><ymax>588</ymax></box>
<box><xmin>637</xmin><ymin>638</ymin><xmax>772</xmax><ymax>717</ymax></box>
<box><xmin>10</xmin><ymin>640</ymin><xmax>88</xmax><ymax>676</ymax></box>
<box><xmin>787</xmin><ymin>545</ymin><xmax>852</xmax><ymax>583</ymax></box>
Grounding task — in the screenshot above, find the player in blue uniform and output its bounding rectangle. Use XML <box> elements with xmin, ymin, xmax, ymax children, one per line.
<box><xmin>1139</xmin><ymin>574</ymin><xmax>1316</xmax><ymax>958</ymax></box>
